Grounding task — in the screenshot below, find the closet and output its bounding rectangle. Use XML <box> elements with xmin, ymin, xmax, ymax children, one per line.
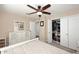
<box><xmin>60</xmin><ymin>14</ymin><xmax>79</xmax><ymax>51</ymax></box>
<box><xmin>52</xmin><ymin>19</ymin><xmax>60</xmax><ymax>44</ymax></box>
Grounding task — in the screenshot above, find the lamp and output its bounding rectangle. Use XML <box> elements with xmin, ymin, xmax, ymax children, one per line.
<box><xmin>37</xmin><ymin>12</ymin><xmax>42</xmax><ymax>17</ymax></box>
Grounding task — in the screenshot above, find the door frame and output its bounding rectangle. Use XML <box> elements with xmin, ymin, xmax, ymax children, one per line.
<box><xmin>47</xmin><ymin>19</ymin><xmax>52</xmax><ymax>43</ymax></box>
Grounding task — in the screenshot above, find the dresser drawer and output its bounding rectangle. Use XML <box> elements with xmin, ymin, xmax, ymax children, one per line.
<box><xmin>0</xmin><ymin>39</ymin><xmax>5</xmax><ymax>48</ymax></box>
<box><xmin>0</xmin><ymin>44</ymin><xmax>5</xmax><ymax>46</ymax></box>
<box><xmin>0</xmin><ymin>39</ymin><xmax>5</xmax><ymax>41</ymax></box>
<box><xmin>0</xmin><ymin>41</ymin><xmax>5</xmax><ymax>44</ymax></box>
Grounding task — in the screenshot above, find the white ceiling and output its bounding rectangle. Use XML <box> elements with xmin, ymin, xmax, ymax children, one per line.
<box><xmin>1</xmin><ymin>4</ymin><xmax>79</xmax><ymax>18</ymax></box>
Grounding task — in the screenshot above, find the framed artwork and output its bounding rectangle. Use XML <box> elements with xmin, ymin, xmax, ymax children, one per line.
<box><xmin>40</xmin><ymin>21</ymin><xmax>44</xmax><ymax>27</ymax></box>
<box><xmin>16</xmin><ymin>22</ymin><xmax>24</xmax><ymax>31</ymax></box>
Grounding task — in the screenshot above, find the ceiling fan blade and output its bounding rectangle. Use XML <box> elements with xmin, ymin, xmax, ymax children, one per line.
<box><xmin>26</xmin><ymin>12</ymin><xmax>37</xmax><ymax>15</ymax></box>
<box><xmin>27</xmin><ymin>5</ymin><xmax>37</xmax><ymax>10</ymax></box>
<box><xmin>42</xmin><ymin>4</ymin><xmax>51</xmax><ymax>10</ymax></box>
<box><xmin>42</xmin><ymin>11</ymin><xmax>51</xmax><ymax>15</ymax></box>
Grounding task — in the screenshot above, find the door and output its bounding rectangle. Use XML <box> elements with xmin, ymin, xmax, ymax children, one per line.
<box><xmin>47</xmin><ymin>20</ymin><xmax>52</xmax><ymax>43</ymax></box>
<box><xmin>68</xmin><ymin>15</ymin><xmax>79</xmax><ymax>50</ymax></box>
<box><xmin>35</xmin><ymin>22</ymin><xmax>40</xmax><ymax>37</ymax></box>
<box><xmin>60</xmin><ymin>17</ymin><xmax>69</xmax><ymax>47</ymax></box>
<box><xmin>30</xmin><ymin>21</ymin><xmax>36</xmax><ymax>39</ymax></box>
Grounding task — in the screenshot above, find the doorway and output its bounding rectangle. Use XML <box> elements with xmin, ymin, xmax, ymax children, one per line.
<box><xmin>52</xmin><ymin>19</ymin><xmax>60</xmax><ymax>44</ymax></box>
<box><xmin>30</xmin><ymin>21</ymin><xmax>40</xmax><ymax>39</ymax></box>
<box><xmin>30</xmin><ymin>21</ymin><xmax>36</xmax><ymax>39</ymax></box>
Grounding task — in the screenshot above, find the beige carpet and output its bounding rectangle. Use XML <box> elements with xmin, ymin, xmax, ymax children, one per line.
<box><xmin>2</xmin><ymin>39</ymin><xmax>70</xmax><ymax>54</ymax></box>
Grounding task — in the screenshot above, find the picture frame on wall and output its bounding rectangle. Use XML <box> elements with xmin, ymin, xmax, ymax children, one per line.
<box><xmin>15</xmin><ymin>22</ymin><xmax>24</xmax><ymax>31</ymax></box>
<box><xmin>18</xmin><ymin>22</ymin><xmax>24</xmax><ymax>30</ymax></box>
<box><xmin>40</xmin><ymin>21</ymin><xmax>44</xmax><ymax>27</ymax></box>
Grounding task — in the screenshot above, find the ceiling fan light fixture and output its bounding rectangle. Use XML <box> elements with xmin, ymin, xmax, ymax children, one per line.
<box><xmin>37</xmin><ymin>12</ymin><xmax>42</xmax><ymax>15</ymax></box>
<box><xmin>27</xmin><ymin>4</ymin><xmax>51</xmax><ymax>16</ymax></box>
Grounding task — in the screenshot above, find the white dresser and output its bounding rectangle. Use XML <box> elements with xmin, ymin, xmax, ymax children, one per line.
<box><xmin>9</xmin><ymin>31</ymin><xmax>30</xmax><ymax>45</ymax></box>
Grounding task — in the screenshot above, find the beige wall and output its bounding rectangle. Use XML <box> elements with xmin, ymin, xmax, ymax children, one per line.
<box><xmin>39</xmin><ymin>15</ymin><xmax>51</xmax><ymax>42</ymax></box>
<box><xmin>39</xmin><ymin>16</ymin><xmax>46</xmax><ymax>42</ymax></box>
<box><xmin>0</xmin><ymin>11</ymin><xmax>30</xmax><ymax>39</ymax></box>
<box><xmin>0</xmin><ymin>11</ymin><xmax>48</xmax><ymax>42</ymax></box>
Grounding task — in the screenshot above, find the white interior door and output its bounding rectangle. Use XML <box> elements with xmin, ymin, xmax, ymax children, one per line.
<box><xmin>68</xmin><ymin>15</ymin><xmax>79</xmax><ymax>50</ymax></box>
<box><xmin>30</xmin><ymin>21</ymin><xmax>36</xmax><ymax>39</ymax></box>
<box><xmin>35</xmin><ymin>22</ymin><xmax>40</xmax><ymax>36</ymax></box>
<box><xmin>60</xmin><ymin>17</ymin><xmax>69</xmax><ymax>47</ymax></box>
<box><xmin>47</xmin><ymin>20</ymin><xmax>52</xmax><ymax>43</ymax></box>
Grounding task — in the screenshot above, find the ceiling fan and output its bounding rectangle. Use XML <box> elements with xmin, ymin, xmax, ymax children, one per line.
<box><xmin>26</xmin><ymin>4</ymin><xmax>51</xmax><ymax>17</ymax></box>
